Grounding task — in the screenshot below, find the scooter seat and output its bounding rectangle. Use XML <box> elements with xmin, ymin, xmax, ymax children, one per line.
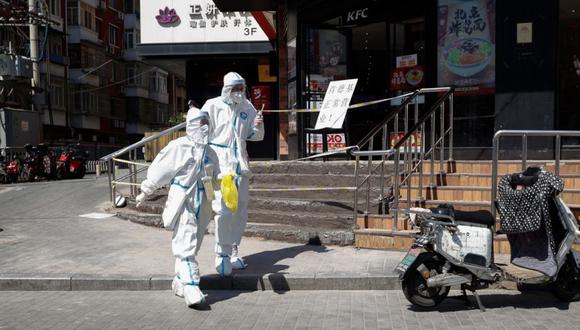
<box><xmin>454</xmin><ymin>210</ymin><xmax>495</xmax><ymax>227</ymax></box>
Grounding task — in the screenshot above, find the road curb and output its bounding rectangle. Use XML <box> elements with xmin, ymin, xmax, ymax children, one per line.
<box><xmin>0</xmin><ymin>273</ymin><xmax>401</xmax><ymax>291</ymax></box>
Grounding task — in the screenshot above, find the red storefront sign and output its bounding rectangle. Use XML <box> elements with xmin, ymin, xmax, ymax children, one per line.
<box><xmin>390</xmin><ymin>65</ymin><xmax>425</xmax><ymax>91</ymax></box>
<box><xmin>250</xmin><ymin>85</ymin><xmax>272</xmax><ymax>112</ymax></box>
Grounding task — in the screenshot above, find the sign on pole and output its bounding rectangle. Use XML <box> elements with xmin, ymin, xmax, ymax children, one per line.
<box><xmin>315</xmin><ymin>79</ymin><xmax>358</xmax><ymax>130</ymax></box>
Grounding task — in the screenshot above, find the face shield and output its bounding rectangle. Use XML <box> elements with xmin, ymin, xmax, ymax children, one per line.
<box><xmin>186</xmin><ymin>108</ymin><xmax>210</xmax><ymax>145</ymax></box>
<box><xmin>221</xmin><ymin>72</ymin><xmax>247</xmax><ymax>105</ymax></box>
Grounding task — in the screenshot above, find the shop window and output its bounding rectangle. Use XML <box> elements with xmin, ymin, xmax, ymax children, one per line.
<box><xmin>558</xmin><ymin>0</ymin><xmax>580</xmax><ymax>143</ymax></box>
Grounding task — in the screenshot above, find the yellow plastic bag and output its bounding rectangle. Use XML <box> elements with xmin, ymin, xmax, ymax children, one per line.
<box><xmin>221</xmin><ymin>173</ymin><xmax>239</xmax><ymax>214</ymax></box>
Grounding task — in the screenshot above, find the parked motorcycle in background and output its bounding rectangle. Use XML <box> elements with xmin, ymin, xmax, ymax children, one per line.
<box><xmin>56</xmin><ymin>144</ymin><xmax>87</xmax><ymax>180</ymax></box>
<box><xmin>0</xmin><ymin>155</ymin><xmax>7</xmax><ymax>184</ymax></box>
<box><xmin>5</xmin><ymin>156</ymin><xmax>21</xmax><ymax>184</ymax></box>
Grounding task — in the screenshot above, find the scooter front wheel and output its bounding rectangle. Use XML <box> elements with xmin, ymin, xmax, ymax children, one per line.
<box><xmin>402</xmin><ymin>253</ymin><xmax>450</xmax><ymax>308</ymax></box>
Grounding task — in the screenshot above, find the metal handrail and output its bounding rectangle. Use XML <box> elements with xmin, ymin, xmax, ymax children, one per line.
<box><xmin>354</xmin><ymin>91</ymin><xmax>420</xmax><ymax>150</ymax></box>
<box><xmin>352</xmin><ymin>87</ymin><xmax>455</xmax><ymax>230</ymax></box>
<box><xmin>490</xmin><ymin>130</ymin><xmax>580</xmax><ymax>221</ymax></box>
<box><xmin>101</xmin><ymin>121</ymin><xmax>186</xmax><ymax>202</ymax></box>
<box><xmin>100</xmin><ymin>122</ymin><xmax>185</xmax><ymax>161</ymax></box>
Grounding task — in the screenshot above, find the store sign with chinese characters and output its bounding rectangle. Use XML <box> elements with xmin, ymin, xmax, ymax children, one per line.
<box><xmin>390</xmin><ymin>54</ymin><xmax>424</xmax><ymax>91</ymax></box>
<box><xmin>315</xmin><ymin>79</ymin><xmax>358</xmax><ymax>130</ymax></box>
<box><xmin>140</xmin><ymin>0</ymin><xmax>269</xmax><ymax>44</ymax></box>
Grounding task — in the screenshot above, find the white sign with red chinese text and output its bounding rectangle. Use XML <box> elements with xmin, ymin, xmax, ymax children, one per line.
<box><xmin>140</xmin><ymin>0</ymin><xmax>269</xmax><ymax>44</ymax></box>
<box><xmin>315</xmin><ymin>79</ymin><xmax>358</xmax><ymax>130</ymax></box>
<box><xmin>396</xmin><ymin>54</ymin><xmax>418</xmax><ymax>68</ymax></box>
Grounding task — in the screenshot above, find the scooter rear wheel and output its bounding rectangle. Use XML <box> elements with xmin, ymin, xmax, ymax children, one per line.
<box><xmin>402</xmin><ymin>253</ymin><xmax>450</xmax><ymax>308</ymax></box>
<box><xmin>552</xmin><ymin>258</ymin><xmax>580</xmax><ymax>302</ymax></box>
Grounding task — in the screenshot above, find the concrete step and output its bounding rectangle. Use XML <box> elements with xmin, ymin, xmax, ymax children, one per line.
<box><xmin>251</xmin><ymin>197</ymin><xmax>362</xmax><ymax>215</ymax></box>
<box><xmin>250</xmin><ymin>173</ymin><xmax>392</xmax><ymax>188</ymax></box>
<box><xmin>407</xmin><ymin>173</ymin><xmax>580</xmax><ymax>189</ymax></box>
<box><xmin>399</xmin><ymin>186</ymin><xmax>580</xmax><ymax>204</ymax></box>
<box><xmin>250</xmin><ymin>160</ymin><xmax>393</xmax><ymax>175</ymax></box>
<box><xmin>354</xmin><ymin>229</ymin><xmax>580</xmax><ymax>252</ymax></box>
<box><xmin>249</xmin><ymin>185</ymin><xmax>358</xmax><ymax>200</ymax></box>
<box><xmin>355</xmin><ymin>214</ymin><xmax>412</xmax><ymax>231</ymax></box>
<box><xmin>420</xmin><ymin>160</ymin><xmax>580</xmax><ymax>175</ymax></box>
<box><xmin>248</xmin><ymin>209</ymin><xmax>353</xmax><ymax>230</ymax></box>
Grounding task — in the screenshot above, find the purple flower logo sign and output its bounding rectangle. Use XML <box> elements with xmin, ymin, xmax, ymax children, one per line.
<box><xmin>156</xmin><ymin>7</ymin><xmax>180</xmax><ymax>26</ymax></box>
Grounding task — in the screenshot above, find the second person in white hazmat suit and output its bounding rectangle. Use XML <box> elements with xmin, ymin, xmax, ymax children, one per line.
<box><xmin>135</xmin><ymin>107</ymin><xmax>213</xmax><ymax>307</ymax></box>
<box><xmin>202</xmin><ymin>72</ymin><xmax>265</xmax><ymax>276</ymax></box>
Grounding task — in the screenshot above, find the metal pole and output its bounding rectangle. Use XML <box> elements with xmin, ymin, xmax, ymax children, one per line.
<box><xmin>112</xmin><ymin>160</ymin><xmax>117</xmax><ymax>204</ymax></box>
<box><xmin>107</xmin><ymin>159</ymin><xmax>113</xmax><ymax>202</ymax></box>
<box><xmin>404</xmin><ymin>104</ymin><xmax>409</xmax><ymax>179</ymax></box>
<box><xmin>522</xmin><ymin>134</ymin><xmax>528</xmax><ymax>171</ymax></box>
<box><xmin>448</xmin><ymin>93</ymin><xmax>454</xmax><ymax>161</ymax></box>
<box><xmin>380</xmin><ymin>125</ymin><xmax>387</xmax><ymax>203</ymax></box>
<box><xmin>555</xmin><ymin>135</ymin><xmax>561</xmax><ymax>176</ymax></box>
<box><xmin>491</xmin><ymin>135</ymin><xmax>500</xmax><ymax>222</ymax></box>
<box><xmin>405</xmin><ymin>104</ymin><xmax>411</xmax><ymax>209</ymax></box>
<box><xmin>430</xmin><ymin>114</ymin><xmax>436</xmax><ymax>187</ymax></box>
<box><xmin>29</xmin><ymin>0</ymin><xmax>40</xmax><ymax>100</ymax></box>
<box><xmin>353</xmin><ymin>155</ymin><xmax>360</xmax><ymax>222</ymax></box>
<box><xmin>414</xmin><ymin>98</ymin><xmax>419</xmax><ymax>163</ymax></box>
<box><xmin>439</xmin><ymin>102</ymin><xmax>445</xmax><ymax>173</ymax></box>
<box><xmin>418</xmin><ymin>122</ymin><xmax>426</xmax><ymax>201</ymax></box>
<box><xmin>366</xmin><ymin>139</ymin><xmax>373</xmax><ymax>214</ymax></box>
<box><xmin>393</xmin><ymin>148</ymin><xmax>400</xmax><ymax>231</ymax></box>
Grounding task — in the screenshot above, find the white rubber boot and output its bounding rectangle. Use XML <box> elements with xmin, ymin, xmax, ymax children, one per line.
<box><xmin>172</xmin><ymin>276</ymin><xmax>184</xmax><ymax>298</ymax></box>
<box><xmin>183</xmin><ymin>284</ymin><xmax>205</xmax><ymax>307</ymax></box>
<box><xmin>215</xmin><ymin>255</ymin><xmax>232</xmax><ymax>276</ymax></box>
<box><xmin>230</xmin><ymin>245</ymin><xmax>246</xmax><ymax>270</ymax></box>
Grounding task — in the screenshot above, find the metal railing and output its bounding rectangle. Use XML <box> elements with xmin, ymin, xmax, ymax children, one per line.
<box><xmin>351</xmin><ymin>87</ymin><xmax>455</xmax><ymax>230</ymax></box>
<box><xmin>100</xmin><ymin>122</ymin><xmax>185</xmax><ymax>203</ymax></box>
<box><xmin>491</xmin><ymin>130</ymin><xmax>580</xmax><ymax>220</ymax></box>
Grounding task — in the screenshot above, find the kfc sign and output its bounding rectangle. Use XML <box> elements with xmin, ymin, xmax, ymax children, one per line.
<box><xmin>346</xmin><ymin>8</ymin><xmax>369</xmax><ymax>22</ymax></box>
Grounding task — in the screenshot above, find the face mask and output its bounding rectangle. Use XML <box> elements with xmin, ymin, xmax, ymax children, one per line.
<box><xmin>231</xmin><ymin>91</ymin><xmax>245</xmax><ymax>104</ymax></box>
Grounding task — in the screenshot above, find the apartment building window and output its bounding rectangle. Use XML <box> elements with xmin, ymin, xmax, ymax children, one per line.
<box><xmin>49</xmin><ymin>0</ymin><xmax>61</xmax><ymax>16</ymax></box>
<box><xmin>109</xmin><ymin>25</ymin><xmax>117</xmax><ymax>46</ymax></box>
<box><xmin>50</xmin><ymin>82</ymin><xmax>65</xmax><ymax>109</ymax></box>
<box><xmin>67</xmin><ymin>6</ymin><xmax>78</xmax><ymax>25</ymax></box>
<box><xmin>124</xmin><ymin>0</ymin><xmax>134</xmax><ymax>13</ymax></box>
<box><xmin>96</xmin><ymin>18</ymin><xmax>103</xmax><ymax>40</ymax></box>
<box><xmin>109</xmin><ymin>0</ymin><xmax>117</xmax><ymax>10</ymax></box>
<box><xmin>124</xmin><ymin>30</ymin><xmax>134</xmax><ymax>49</ymax></box>
<box><xmin>81</xmin><ymin>6</ymin><xmax>95</xmax><ymax>31</ymax></box>
<box><xmin>81</xmin><ymin>92</ymin><xmax>97</xmax><ymax>114</ymax></box>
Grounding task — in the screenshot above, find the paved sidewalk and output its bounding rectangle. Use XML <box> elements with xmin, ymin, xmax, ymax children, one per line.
<box><xmin>0</xmin><ymin>178</ymin><xmax>405</xmax><ymax>291</ymax></box>
<box><xmin>1</xmin><ymin>290</ymin><xmax>578</xmax><ymax>329</ymax></box>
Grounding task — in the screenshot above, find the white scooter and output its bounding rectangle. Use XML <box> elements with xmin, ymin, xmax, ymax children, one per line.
<box><xmin>394</xmin><ymin>202</ymin><xmax>580</xmax><ymax>311</ymax></box>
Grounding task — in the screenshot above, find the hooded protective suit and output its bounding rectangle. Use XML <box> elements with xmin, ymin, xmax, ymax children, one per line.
<box><xmin>136</xmin><ymin>107</ymin><xmax>212</xmax><ymax>306</ymax></box>
<box><xmin>202</xmin><ymin>72</ymin><xmax>264</xmax><ymax>275</ymax></box>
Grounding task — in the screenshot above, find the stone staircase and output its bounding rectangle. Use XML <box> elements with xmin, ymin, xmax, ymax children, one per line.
<box><xmin>125</xmin><ymin>161</ymin><xmax>384</xmax><ymax>246</ymax></box>
<box><xmin>354</xmin><ymin>160</ymin><xmax>580</xmax><ymax>252</ymax></box>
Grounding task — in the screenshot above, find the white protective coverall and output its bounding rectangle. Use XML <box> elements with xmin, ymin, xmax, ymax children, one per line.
<box><xmin>202</xmin><ymin>72</ymin><xmax>264</xmax><ymax>276</ymax></box>
<box><xmin>136</xmin><ymin>108</ymin><xmax>212</xmax><ymax>307</ymax></box>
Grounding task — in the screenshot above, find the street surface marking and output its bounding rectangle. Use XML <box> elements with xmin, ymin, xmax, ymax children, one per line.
<box><xmin>79</xmin><ymin>212</ymin><xmax>115</xmax><ymax>219</ymax></box>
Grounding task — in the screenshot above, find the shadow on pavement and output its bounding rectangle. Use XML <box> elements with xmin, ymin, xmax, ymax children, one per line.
<box><xmin>200</xmin><ymin>243</ymin><xmax>329</xmax><ymax>308</ymax></box>
<box><xmin>408</xmin><ymin>291</ymin><xmax>572</xmax><ymax>313</ymax></box>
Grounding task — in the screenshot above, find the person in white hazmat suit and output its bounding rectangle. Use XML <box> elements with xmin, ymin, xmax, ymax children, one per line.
<box><xmin>202</xmin><ymin>72</ymin><xmax>264</xmax><ymax>276</ymax></box>
<box><xmin>135</xmin><ymin>107</ymin><xmax>213</xmax><ymax>307</ymax></box>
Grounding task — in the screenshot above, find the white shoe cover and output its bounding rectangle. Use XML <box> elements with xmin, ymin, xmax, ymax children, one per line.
<box><xmin>230</xmin><ymin>256</ymin><xmax>247</xmax><ymax>270</ymax></box>
<box><xmin>172</xmin><ymin>277</ymin><xmax>184</xmax><ymax>298</ymax></box>
<box><xmin>215</xmin><ymin>255</ymin><xmax>232</xmax><ymax>276</ymax></box>
<box><xmin>183</xmin><ymin>285</ymin><xmax>205</xmax><ymax>307</ymax></box>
